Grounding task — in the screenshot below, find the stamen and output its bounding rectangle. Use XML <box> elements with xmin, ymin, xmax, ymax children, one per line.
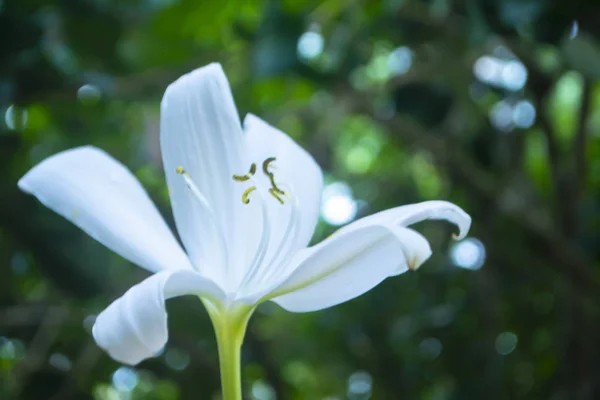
<box><xmin>236</xmin><ymin>180</ymin><xmax>271</xmax><ymax>290</ymax></box>
<box><xmin>262</xmin><ymin>157</ymin><xmax>276</xmax><ymax>175</ymax></box>
<box><xmin>262</xmin><ymin>157</ymin><xmax>287</xmax><ymax>203</ymax></box>
<box><xmin>233</xmin><ymin>159</ymin><xmax>302</xmax><ymax>292</ymax></box>
<box><xmin>233</xmin><ymin>164</ymin><xmax>259</xmax><ymax>204</ymax></box>
<box><xmin>242</xmin><ymin>187</ymin><xmax>256</xmax><ymax>204</ymax></box>
<box><xmin>268</xmin><ymin>188</ymin><xmax>285</xmax><ymax>204</ymax></box>
<box><xmin>249</xmin><ymin>185</ymin><xmax>301</xmax><ymax>287</ymax></box>
<box><xmin>271</xmin><ymin>191</ymin><xmax>301</xmax><ymax>270</ymax></box>
<box><xmin>232</xmin><ymin>163</ymin><xmax>257</xmax><ymax>182</ymax></box>
<box><xmin>175</xmin><ymin>166</ymin><xmax>229</xmax><ymax>271</ymax></box>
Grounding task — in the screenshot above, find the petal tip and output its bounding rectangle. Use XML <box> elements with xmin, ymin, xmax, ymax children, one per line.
<box><xmin>163</xmin><ymin>63</ymin><xmax>226</xmax><ymax>97</ymax></box>
<box><xmin>160</xmin><ymin>63</ymin><xmax>235</xmax><ymax>127</ymax></box>
<box><xmin>242</xmin><ymin>113</ymin><xmax>261</xmax><ymax>129</ymax></box>
<box><xmin>17</xmin><ymin>175</ymin><xmax>31</xmax><ymax>193</ymax></box>
<box><xmin>92</xmin><ymin>304</ymin><xmax>165</xmax><ymax>366</ymax></box>
<box><xmin>404</xmin><ymin>230</ymin><xmax>433</xmax><ymax>271</ymax></box>
<box><xmin>454</xmin><ymin>212</ymin><xmax>472</xmax><ymax>241</ymax></box>
<box><xmin>421</xmin><ymin>200</ymin><xmax>472</xmax><ymax>241</ymax></box>
<box><xmin>408</xmin><ymin>246</ymin><xmax>433</xmax><ymax>271</ymax></box>
<box><xmin>17</xmin><ymin>146</ymin><xmax>102</xmax><ymax>194</ymax></box>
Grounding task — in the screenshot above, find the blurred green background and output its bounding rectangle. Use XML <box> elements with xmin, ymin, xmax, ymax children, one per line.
<box><xmin>2</xmin><ymin>0</ymin><xmax>600</xmax><ymax>399</ymax></box>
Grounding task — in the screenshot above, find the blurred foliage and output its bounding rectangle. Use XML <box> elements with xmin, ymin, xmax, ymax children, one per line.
<box><xmin>2</xmin><ymin>0</ymin><xmax>600</xmax><ymax>399</ymax></box>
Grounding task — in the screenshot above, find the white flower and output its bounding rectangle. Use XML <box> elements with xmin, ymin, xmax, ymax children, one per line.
<box><xmin>18</xmin><ymin>63</ymin><xmax>470</xmax><ymax>366</ymax></box>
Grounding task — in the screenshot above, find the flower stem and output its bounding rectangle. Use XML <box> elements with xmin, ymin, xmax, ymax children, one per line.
<box><xmin>204</xmin><ymin>300</ymin><xmax>254</xmax><ymax>400</ymax></box>
<box><xmin>215</xmin><ymin>322</ymin><xmax>244</xmax><ymax>400</ymax></box>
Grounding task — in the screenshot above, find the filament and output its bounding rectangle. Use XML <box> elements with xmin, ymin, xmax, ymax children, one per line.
<box><xmin>249</xmin><ymin>184</ymin><xmax>301</xmax><ymax>287</ymax></box>
<box><xmin>236</xmin><ymin>180</ymin><xmax>271</xmax><ymax>290</ymax></box>
<box><xmin>232</xmin><ymin>158</ymin><xmax>304</xmax><ymax>294</ymax></box>
<box><xmin>262</xmin><ymin>157</ymin><xmax>287</xmax><ymax>202</ymax></box>
<box><xmin>176</xmin><ymin>167</ymin><xmax>229</xmax><ymax>271</ymax></box>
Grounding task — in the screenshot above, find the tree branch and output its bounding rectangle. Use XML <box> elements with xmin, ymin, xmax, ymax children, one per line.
<box><xmin>12</xmin><ymin>309</ymin><xmax>68</xmax><ymax>397</ymax></box>
<box><xmin>574</xmin><ymin>78</ymin><xmax>592</xmax><ymax>203</ymax></box>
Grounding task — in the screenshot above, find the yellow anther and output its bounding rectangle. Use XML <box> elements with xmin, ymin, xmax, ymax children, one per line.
<box><xmin>233</xmin><ymin>163</ymin><xmax>257</xmax><ymax>182</ymax></box>
<box><xmin>233</xmin><ymin>158</ymin><xmax>291</xmax><ymax>205</ymax></box>
<box><xmin>242</xmin><ymin>187</ymin><xmax>256</xmax><ymax>204</ymax></box>
<box><xmin>176</xmin><ymin>166</ymin><xmax>185</xmax><ymax>174</ymax></box>
<box><xmin>269</xmin><ymin>188</ymin><xmax>285</xmax><ymax>205</ymax></box>
<box><xmin>262</xmin><ymin>157</ymin><xmax>277</xmax><ymax>175</ymax></box>
<box><xmin>262</xmin><ymin>157</ymin><xmax>287</xmax><ymax>202</ymax></box>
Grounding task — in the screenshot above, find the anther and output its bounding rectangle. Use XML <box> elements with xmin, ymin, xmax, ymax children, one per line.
<box><xmin>242</xmin><ymin>187</ymin><xmax>256</xmax><ymax>204</ymax></box>
<box><xmin>262</xmin><ymin>157</ymin><xmax>287</xmax><ymax>203</ymax></box>
<box><xmin>233</xmin><ymin>163</ymin><xmax>257</xmax><ymax>182</ymax></box>
<box><xmin>176</xmin><ymin>166</ymin><xmax>185</xmax><ymax>174</ymax></box>
<box><xmin>269</xmin><ymin>188</ymin><xmax>285</xmax><ymax>205</ymax></box>
<box><xmin>262</xmin><ymin>157</ymin><xmax>277</xmax><ymax>175</ymax></box>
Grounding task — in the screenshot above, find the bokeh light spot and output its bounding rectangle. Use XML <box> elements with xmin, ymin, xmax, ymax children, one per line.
<box><xmin>251</xmin><ymin>380</ymin><xmax>276</xmax><ymax>400</ymax></box>
<box><xmin>282</xmin><ymin>360</ymin><xmax>318</xmax><ymax>388</ymax></box>
<box><xmin>297</xmin><ymin>31</ymin><xmax>324</xmax><ymax>60</ymax></box>
<box><xmin>387</xmin><ymin>46</ymin><xmax>413</xmax><ymax>75</ymax></box>
<box><xmin>83</xmin><ymin>314</ymin><xmax>96</xmax><ymax>333</ymax></box>
<box><xmin>0</xmin><ymin>337</ymin><xmax>25</xmax><ymax>361</ymax></box>
<box><xmin>11</xmin><ymin>252</ymin><xmax>28</xmax><ymax>275</ymax></box>
<box><xmin>512</xmin><ymin>100</ymin><xmax>536</xmax><ymax>128</ymax></box>
<box><xmin>322</xmin><ymin>195</ymin><xmax>357</xmax><ymax>226</ymax></box>
<box><xmin>569</xmin><ymin>21</ymin><xmax>579</xmax><ymax>39</ymax></box>
<box><xmin>0</xmin><ymin>338</ymin><xmax>16</xmax><ymax>360</ymax></box>
<box><xmin>112</xmin><ymin>367</ymin><xmax>138</xmax><ymax>392</ymax></box>
<box><xmin>490</xmin><ymin>100</ymin><xmax>514</xmax><ymax>132</ymax></box>
<box><xmin>49</xmin><ymin>353</ymin><xmax>72</xmax><ymax>371</ymax></box>
<box><xmin>5</xmin><ymin>105</ymin><xmax>28</xmax><ymax>131</ymax></box>
<box><xmin>474</xmin><ymin>56</ymin><xmax>503</xmax><ymax>84</ymax></box>
<box><xmin>450</xmin><ymin>238</ymin><xmax>486</xmax><ymax>270</ymax></box>
<box><xmin>77</xmin><ymin>84</ymin><xmax>102</xmax><ymax>104</ymax></box>
<box><xmin>502</xmin><ymin>61</ymin><xmax>528</xmax><ymax>91</ymax></box>
<box><xmin>164</xmin><ymin>347</ymin><xmax>190</xmax><ymax>371</ymax></box>
<box><xmin>322</xmin><ymin>182</ymin><xmax>357</xmax><ymax>226</ymax></box>
<box><xmin>496</xmin><ymin>332</ymin><xmax>518</xmax><ymax>355</ymax></box>
<box><xmin>419</xmin><ymin>337</ymin><xmax>443</xmax><ymax>359</ymax></box>
<box><xmin>347</xmin><ymin>371</ymin><xmax>373</xmax><ymax>398</ymax></box>
<box><xmin>345</xmin><ymin>146</ymin><xmax>375</xmax><ymax>174</ymax></box>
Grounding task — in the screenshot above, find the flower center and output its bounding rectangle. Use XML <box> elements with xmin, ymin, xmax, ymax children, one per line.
<box><xmin>232</xmin><ymin>158</ymin><xmax>288</xmax><ymax>205</ymax></box>
<box><xmin>175</xmin><ymin>158</ymin><xmax>301</xmax><ymax>294</ymax></box>
<box><xmin>232</xmin><ymin>157</ymin><xmax>301</xmax><ymax>292</ymax></box>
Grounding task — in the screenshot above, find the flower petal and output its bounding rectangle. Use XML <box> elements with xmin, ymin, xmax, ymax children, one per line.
<box><xmin>267</xmin><ymin>223</ymin><xmax>431</xmax><ymax>312</ymax></box>
<box><xmin>264</xmin><ymin>200</ymin><xmax>470</xmax><ymax>312</ymax></box>
<box><xmin>18</xmin><ymin>146</ymin><xmax>192</xmax><ymax>272</ymax></box>
<box><xmin>238</xmin><ymin>114</ymin><xmax>323</xmax><ymax>291</ymax></box>
<box><xmin>346</xmin><ymin>200</ymin><xmax>471</xmax><ymax>239</ymax></box>
<box><xmin>92</xmin><ymin>269</ymin><xmax>224</xmax><ymax>365</ymax></box>
<box><xmin>160</xmin><ymin>64</ymin><xmax>249</xmax><ymax>289</ymax></box>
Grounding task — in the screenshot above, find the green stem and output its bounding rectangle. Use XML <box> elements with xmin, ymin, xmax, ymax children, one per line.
<box><xmin>215</xmin><ymin>321</ymin><xmax>244</xmax><ymax>400</ymax></box>
<box><xmin>204</xmin><ymin>299</ymin><xmax>254</xmax><ymax>400</ymax></box>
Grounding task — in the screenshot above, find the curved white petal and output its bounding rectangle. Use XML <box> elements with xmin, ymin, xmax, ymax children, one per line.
<box><xmin>160</xmin><ymin>63</ymin><xmax>250</xmax><ymax>289</ymax></box>
<box><xmin>92</xmin><ymin>269</ymin><xmax>224</xmax><ymax>365</ymax></box>
<box><xmin>18</xmin><ymin>146</ymin><xmax>192</xmax><ymax>272</ymax></box>
<box><xmin>264</xmin><ymin>200</ymin><xmax>471</xmax><ymax>312</ymax></box>
<box><xmin>238</xmin><ymin>114</ymin><xmax>323</xmax><ymax>291</ymax></box>
<box><xmin>345</xmin><ymin>200</ymin><xmax>471</xmax><ymax>239</ymax></box>
<box><xmin>267</xmin><ymin>223</ymin><xmax>431</xmax><ymax>313</ymax></box>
